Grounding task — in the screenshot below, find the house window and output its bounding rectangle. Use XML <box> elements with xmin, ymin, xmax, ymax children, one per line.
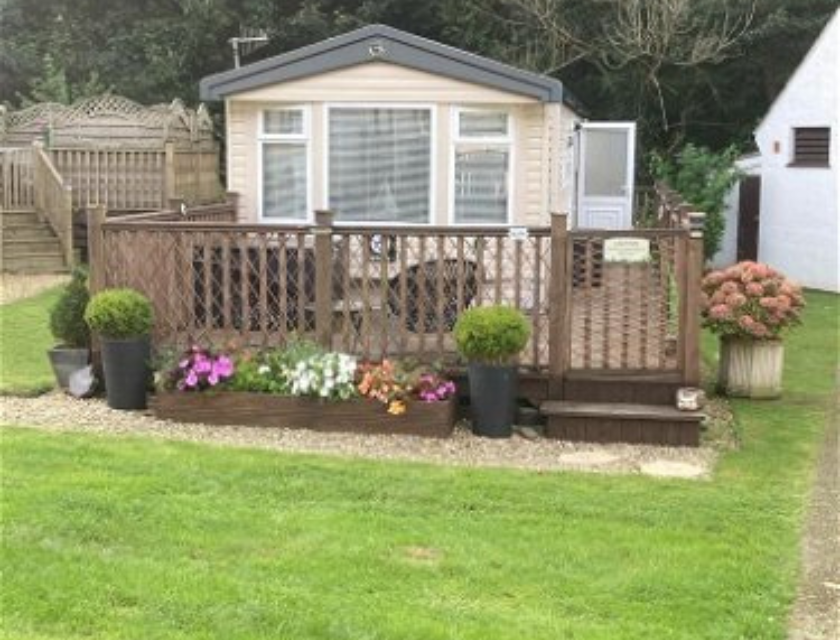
<box><xmin>792</xmin><ymin>127</ymin><xmax>831</xmax><ymax>167</ymax></box>
<box><xmin>452</xmin><ymin>109</ymin><xmax>511</xmax><ymax>224</ymax></box>
<box><xmin>260</xmin><ymin>107</ymin><xmax>309</xmax><ymax>221</ymax></box>
<box><xmin>328</xmin><ymin>106</ymin><xmax>432</xmax><ymax>224</ymax></box>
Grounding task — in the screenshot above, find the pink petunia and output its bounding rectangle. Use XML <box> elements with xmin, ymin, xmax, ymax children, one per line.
<box><xmin>185</xmin><ymin>371</ymin><xmax>199</xmax><ymax>388</ymax></box>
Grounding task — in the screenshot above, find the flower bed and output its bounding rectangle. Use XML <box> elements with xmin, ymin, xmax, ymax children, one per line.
<box><xmin>150</xmin><ymin>392</ymin><xmax>457</xmax><ymax>438</ymax></box>
<box><xmin>151</xmin><ymin>342</ymin><xmax>458</xmax><ymax>438</ymax></box>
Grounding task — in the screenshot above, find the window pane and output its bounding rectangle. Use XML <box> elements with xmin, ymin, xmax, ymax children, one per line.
<box><xmin>264</xmin><ymin>110</ymin><xmax>303</xmax><ymax>135</ymax></box>
<box><xmin>329</xmin><ymin>108</ymin><xmax>431</xmax><ymax>223</ymax></box>
<box><xmin>582</xmin><ymin>129</ymin><xmax>628</xmax><ymax>197</ymax></box>
<box><xmin>263</xmin><ymin>143</ymin><xmax>307</xmax><ymax>219</ymax></box>
<box><xmin>459</xmin><ymin>111</ymin><xmax>508</xmax><ymax>138</ymax></box>
<box><xmin>454</xmin><ymin>148</ymin><xmax>509</xmax><ymax>224</ymax></box>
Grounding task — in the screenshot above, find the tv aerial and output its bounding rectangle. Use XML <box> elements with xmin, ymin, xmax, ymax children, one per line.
<box><xmin>229</xmin><ymin>28</ymin><xmax>269</xmax><ymax>68</ymax></box>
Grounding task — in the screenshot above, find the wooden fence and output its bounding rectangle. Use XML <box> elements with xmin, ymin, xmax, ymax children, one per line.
<box><xmin>91</xmin><ymin>202</ymin><xmax>705</xmax><ymax>384</ymax></box>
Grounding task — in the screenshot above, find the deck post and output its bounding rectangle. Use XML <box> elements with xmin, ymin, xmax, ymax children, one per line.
<box><xmin>163</xmin><ymin>142</ymin><xmax>176</xmax><ymax>207</ymax></box>
<box><xmin>682</xmin><ymin>212</ymin><xmax>705</xmax><ymax>386</ymax></box>
<box><xmin>87</xmin><ymin>204</ymin><xmax>107</xmax><ymax>294</ymax></box>
<box><xmin>548</xmin><ymin>212</ymin><xmax>569</xmax><ymax>398</ymax></box>
<box><xmin>314</xmin><ymin>209</ymin><xmax>335</xmax><ymax>350</ymax></box>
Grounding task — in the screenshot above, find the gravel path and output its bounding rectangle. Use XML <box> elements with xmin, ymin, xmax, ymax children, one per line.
<box><xmin>788</xmin><ymin>395</ymin><xmax>840</xmax><ymax>640</ymax></box>
<box><xmin>1</xmin><ymin>393</ymin><xmax>716</xmax><ymax>478</ymax></box>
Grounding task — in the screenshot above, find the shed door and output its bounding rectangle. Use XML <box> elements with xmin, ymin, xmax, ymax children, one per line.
<box><xmin>576</xmin><ymin>123</ymin><xmax>636</xmax><ymax>229</ymax></box>
<box><xmin>737</xmin><ymin>176</ymin><xmax>761</xmax><ymax>261</ymax></box>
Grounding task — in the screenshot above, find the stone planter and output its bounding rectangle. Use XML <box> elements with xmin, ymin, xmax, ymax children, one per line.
<box><xmin>718</xmin><ymin>338</ymin><xmax>784</xmax><ymax>399</ymax></box>
<box><xmin>47</xmin><ymin>346</ymin><xmax>89</xmax><ymax>390</ymax></box>
<box><xmin>151</xmin><ymin>392</ymin><xmax>456</xmax><ymax>438</ymax></box>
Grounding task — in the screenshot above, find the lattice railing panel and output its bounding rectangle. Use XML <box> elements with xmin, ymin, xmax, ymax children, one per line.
<box><xmin>568</xmin><ymin>231</ymin><xmax>683</xmax><ymax>371</ymax></box>
<box><xmin>100</xmin><ymin>224</ymin><xmax>553</xmax><ymax>371</ymax></box>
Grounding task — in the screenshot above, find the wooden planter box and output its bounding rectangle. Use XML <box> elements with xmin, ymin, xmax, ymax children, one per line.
<box><xmin>150</xmin><ymin>392</ymin><xmax>456</xmax><ymax>438</ymax></box>
<box><xmin>718</xmin><ymin>338</ymin><xmax>784</xmax><ymax>399</ymax></box>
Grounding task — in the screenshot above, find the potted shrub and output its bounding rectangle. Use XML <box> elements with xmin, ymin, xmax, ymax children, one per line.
<box><xmin>47</xmin><ymin>267</ymin><xmax>91</xmax><ymax>389</ymax></box>
<box><xmin>454</xmin><ymin>305</ymin><xmax>530</xmax><ymax>438</ymax></box>
<box><xmin>85</xmin><ymin>288</ymin><xmax>154</xmax><ymax>410</ymax></box>
<box><xmin>701</xmin><ymin>261</ymin><xmax>805</xmax><ymax>399</ymax></box>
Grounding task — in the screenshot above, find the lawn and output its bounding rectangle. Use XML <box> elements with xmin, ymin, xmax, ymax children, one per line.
<box><xmin>1</xmin><ymin>291</ymin><xmax>837</xmax><ymax>640</ymax></box>
<box><xmin>0</xmin><ymin>287</ymin><xmax>61</xmax><ymax>395</ymax></box>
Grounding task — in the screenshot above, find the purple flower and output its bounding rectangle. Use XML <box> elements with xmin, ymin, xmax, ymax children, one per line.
<box><xmin>185</xmin><ymin>371</ymin><xmax>199</xmax><ymax>388</ymax></box>
<box><xmin>179</xmin><ymin>358</ymin><xmax>190</xmax><ymax>369</ymax></box>
<box><xmin>207</xmin><ymin>372</ymin><xmax>219</xmax><ymax>386</ymax></box>
<box><xmin>214</xmin><ymin>356</ymin><xmax>234</xmax><ymax>378</ymax></box>
<box><xmin>193</xmin><ymin>358</ymin><xmax>212</xmax><ymax>374</ymax></box>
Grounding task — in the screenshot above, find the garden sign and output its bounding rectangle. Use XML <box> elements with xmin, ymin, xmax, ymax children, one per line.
<box><xmin>604</xmin><ymin>238</ymin><xmax>651</xmax><ymax>263</ymax></box>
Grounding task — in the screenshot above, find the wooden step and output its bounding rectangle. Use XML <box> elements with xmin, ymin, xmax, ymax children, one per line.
<box><xmin>3</xmin><ymin>237</ymin><xmax>63</xmax><ymax>256</ymax></box>
<box><xmin>1</xmin><ymin>209</ymin><xmax>39</xmax><ymax>226</ymax></box>
<box><xmin>540</xmin><ymin>401</ymin><xmax>702</xmax><ymax>447</ymax></box>
<box><xmin>2</xmin><ymin>225</ymin><xmax>59</xmax><ymax>241</ymax></box>
<box><xmin>562</xmin><ymin>371</ymin><xmax>684</xmax><ymax>405</ymax></box>
<box><xmin>2</xmin><ymin>252</ymin><xmax>68</xmax><ymax>274</ymax></box>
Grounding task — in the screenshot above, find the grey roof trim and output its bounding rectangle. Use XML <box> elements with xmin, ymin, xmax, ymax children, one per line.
<box><xmin>200</xmin><ymin>24</ymin><xmax>572</xmax><ymax>106</ymax></box>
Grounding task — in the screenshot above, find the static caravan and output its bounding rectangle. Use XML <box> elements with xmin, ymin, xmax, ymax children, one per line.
<box><xmin>200</xmin><ymin>24</ymin><xmax>637</xmax><ymax>230</ymax></box>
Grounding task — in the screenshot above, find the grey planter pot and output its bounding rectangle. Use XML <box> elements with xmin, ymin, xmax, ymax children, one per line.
<box><xmin>101</xmin><ymin>336</ymin><xmax>151</xmax><ymax>410</ymax></box>
<box><xmin>467</xmin><ymin>363</ymin><xmax>518</xmax><ymax>439</ymax></box>
<box><xmin>47</xmin><ymin>347</ymin><xmax>90</xmax><ymax>390</ymax></box>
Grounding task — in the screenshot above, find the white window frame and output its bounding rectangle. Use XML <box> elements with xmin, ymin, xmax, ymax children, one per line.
<box><xmin>449</xmin><ymin>107</ymin><xmax>514</xmax><ymax>226</ymax></box>
<box><xmin>323</xmin><ymin>103</ymin><xmax>436</xmax><ymax>226</ymax></box>
<box><xmin>258</xmin><ymin>105</ymin><xmax>312</xmax><ymax>223</ymax></box>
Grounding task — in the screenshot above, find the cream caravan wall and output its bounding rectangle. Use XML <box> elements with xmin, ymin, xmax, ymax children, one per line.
<box><xmin>225</xmin><ymin>62</ymin><xmax>567</xmax><ymax>226</ymax></box>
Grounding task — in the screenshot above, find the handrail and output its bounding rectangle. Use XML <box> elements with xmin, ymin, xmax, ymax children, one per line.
<box><xmin>32</xmin><ymin>142</ymin><xmax>74</xmax><ymax>266</ymax></box>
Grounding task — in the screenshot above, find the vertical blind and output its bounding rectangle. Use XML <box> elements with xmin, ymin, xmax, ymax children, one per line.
<box><xmin>263</xmin><ymin>144</ymin><xmax>307</xmax><ymax>219</ymax></box>
<box><xmin>454</xmin><ymin>148</ymin><xmax>509</xmax><ymax>223</ymax></box>
<box><xmin>329</xmin><ymin>108</ymin><xmax>432</xmax><ymax>223</ymax></box>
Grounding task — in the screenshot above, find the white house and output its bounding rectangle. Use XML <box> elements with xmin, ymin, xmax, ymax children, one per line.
<box><xmin>200</xmin><ymin>25</ymin><xmax>638</xmax><ymax>230</ymax></box>
<box><xmin>717</xmin><ymin>10</ymin><xmax>839</xmax><ymax>292</ymax></box>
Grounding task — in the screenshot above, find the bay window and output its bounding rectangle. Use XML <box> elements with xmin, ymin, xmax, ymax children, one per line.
<box><xmin>260</xmin><ymin>108</ymin><xmax>309</xmax><ymax>221</ymax></box>
<box><xmin>452</xmin><ymin>109</ymin><xmax>511</xmax><ymax>224</ymax></box>
<box><xmin>328</xmin><ymin>106</ymin><xmax>432</xmax><ymax>224</ymax></box>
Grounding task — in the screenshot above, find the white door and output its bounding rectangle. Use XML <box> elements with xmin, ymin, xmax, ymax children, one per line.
<box><xmin>576</xmin><ymin>122</ymin><xmax>636</xmax><ymax>229</ymax></box>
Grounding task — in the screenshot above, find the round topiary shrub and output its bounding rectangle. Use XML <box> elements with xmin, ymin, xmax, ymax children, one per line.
<box><xmin>453</xmin><ymin>305</ymin><xmax>530</xmax><ymax>365</ymax></box>
<box><xmin>85</xmin><ymin>288</ymin><xmax>154</xmax><ymax>339</ymax></box>
<box><xmin>49</xmin><ymin>266</ymin><xmax>91</xmax><ymax>348</ymax></box>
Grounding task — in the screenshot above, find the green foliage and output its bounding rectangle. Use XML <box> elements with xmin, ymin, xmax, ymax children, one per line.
<box><xmin>48</xmin><ymin>267</ymin><xmax>91</xmax><ymax>348</ymax></box>
<box><xmin>454</xmin><ymin>305</ymin><xmax>530</xmax><ymax>365</ymax></box>
<box><xmin>84</xmin><ymin>289</ymin><xmax>153</xmax><ymax>339</ymax></box>
<box><xmin>650</xmin><ymin>144</ymin><xmax>743</xmax><ymax>259</ymax></box>
<box><xmin>17</xmin><ymin>53</ymin><xmax>110</xmax><ymax>107</ymax></box>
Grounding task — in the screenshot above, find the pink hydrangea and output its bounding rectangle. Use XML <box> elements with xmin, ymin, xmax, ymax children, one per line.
<box><xmin>720</xmin><ymin>281</ymin><xmax>740</xmax><ymax>295</ymax></box>
<box><xmin>709</xmin><ymin>304</ymin><xmax>731</xmax><ymax>320</ymax></box>
<box><xmin>726</xmin><ymin>293</ymin><xmax>747</xmax><ymax>308</ymax></box>
<box><xmin>745</xmin><ymin>282</ymin><xmax>764</xmax><ymax>297</ymax></box>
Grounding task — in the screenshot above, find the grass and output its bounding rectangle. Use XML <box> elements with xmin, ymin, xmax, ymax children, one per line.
<box><xmin>0</xmin><ymin>287</ymin><xmax>61</xmax><ymax>395</ymax></box>
<box><xmin>1</xmin><ymin>291</ymin><xmax>837</xmax><ymax>639</ymax></box>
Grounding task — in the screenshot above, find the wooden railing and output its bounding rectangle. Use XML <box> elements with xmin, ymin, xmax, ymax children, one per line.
<box><xmin>0</xmin><ymin>147</ymin><xmax>35</xmax><ymax>210</ymax></box>
<box><xmin>48</xmin><ymin>142</ymin><xmax>222</xmax><ymax>211</ymax></box>
<box><xmin>32</xmin><ymin>144</ymin><xmax>74</xmax><ymax>265</ymax></box>
<box><xmin>91</xmin><ymin>204</ymin><xmax>705</xmax><ymax>384</ymax></box>
<box><xmin>49</xmin><ymin>147</ymin><xmax>166</xmax><ymax>210</ymax></box>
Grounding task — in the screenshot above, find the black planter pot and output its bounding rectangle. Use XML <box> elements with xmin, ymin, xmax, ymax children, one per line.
<box><xmin>47</xmin><ymin>347</ymin><xmax>89</xmax><ymax>389</ymax></box>
<box><xmin>467</xmin><ymin>363</ymin><xmax>518</xmax><ymax>438</ymax></box>
<box><xmin>100</xmin><ymin>336</ymin><xmax>151</xmax><ymax>410</ymax></box>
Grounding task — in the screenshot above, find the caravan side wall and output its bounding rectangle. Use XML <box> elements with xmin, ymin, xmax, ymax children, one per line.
<box><xmin>224</xmin><ymin>62</ymin><xmax>576</xmax><ymax>226</ymax></box>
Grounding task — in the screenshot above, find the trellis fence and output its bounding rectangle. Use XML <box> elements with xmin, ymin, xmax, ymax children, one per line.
<box><xmin>89</xmin><ymin>196</ymin><xmax>705</xmax><ymax>385</ymax></box>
